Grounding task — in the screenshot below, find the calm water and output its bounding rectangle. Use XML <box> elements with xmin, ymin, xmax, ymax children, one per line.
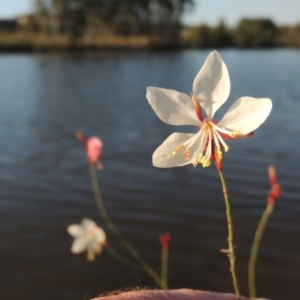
<box><xmin>0</xmin><ymin>49</ymin><xmax>299</xmax><ymax>300</ymax></box>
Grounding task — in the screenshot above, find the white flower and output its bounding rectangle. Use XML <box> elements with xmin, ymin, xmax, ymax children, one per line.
<box><xmin>67</xmin><ymin>218</ymin><xmax>106</xmax><ymax>261</ymax></box>
<box><xmin>146</xmin><ymin>51</ymin><xmax>272</xmax><ymax>168</ymax></box>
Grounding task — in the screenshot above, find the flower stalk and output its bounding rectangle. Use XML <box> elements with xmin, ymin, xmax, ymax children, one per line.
<box><xmin>248</xmin><ymin>166</ymin><xmax>281</xmax><ymax>299</ymax></box>
<box><xmin>216</xmin><ymin>165</ymin><xmax>241</xmax><ymax>300</ymax></box>
<box><xmin>89</xmin><ymin>164</ymin><xmax>166</xmax><ymax>289</ymax></box>
<box><xmin>159</xmin><ymin>233</ymin><xmax>171</xmax><ymax>290</ymax></box>
<box><xmin>104</xmin><ymin>244</ymin><xmax>143</xmax><ymax>270</ymax></box>
<box><xmin>248</xmin><ymin>203</ymin><xmax>274</xmax><ymax>299</ymax></box>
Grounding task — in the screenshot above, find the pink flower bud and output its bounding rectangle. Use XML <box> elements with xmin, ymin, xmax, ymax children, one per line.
<box><xmin>76</xmin><ymin>131</ymin><xmax>103</xmax><ymax>169</ymax></box>
<box><xmin>86</xmin><ymin>137</ymin><xmax>103</xmax><ymax>169</ymax></box>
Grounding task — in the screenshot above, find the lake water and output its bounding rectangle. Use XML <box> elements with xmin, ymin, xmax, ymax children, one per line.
<box><xmin>0</xmin><ymin>49</ymin><xmax>299</xmax><ymax>300</ymax></box>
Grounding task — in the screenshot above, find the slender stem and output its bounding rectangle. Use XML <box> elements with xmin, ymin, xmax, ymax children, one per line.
<box><xmin>89</xmin><ymin>164</ymin><xmax>165</xmax><ymax>288</ymax></box>
<box><xmin>160</xmin><ymin>245</ymin><xmax>169</xmax><ymax>290</ymax></box>
<box><xmin>217</xmin><ymin>167</ymin><xmax>241</xmax><ymax>300</ymax></box>
<box><xmin>104</xmin><ymin>245</ymin><xmax>142</xmax><ymax>270</ymax></box>
<box><xmin>248</xmin><ymin>203</ymin><xmax>274</xmax><ymax>299</ymax></box>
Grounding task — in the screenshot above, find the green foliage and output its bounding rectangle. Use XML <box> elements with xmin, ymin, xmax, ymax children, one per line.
<box><xmin>32</xmin><ymin>0</ymin><xmax>194</xmax><ymax>39</ymax></box>
<box><xmin>12</xmin><ymin>3</ymin><xmax>300</xmax><ymax>48</ymax></box>
<box><xmin>234</xmin><ymin>19</ymin><xmax>278</xmax><ymax>48</ymax></box>
<box><xmin>187</xmin><ymin>21</ymin><xmax>232</xmax><ymax>48</ymax></box>
<box><xmin>185</xmin><ymin>19</ymin><xmax>281</xmax><ymax>49</ymax></box>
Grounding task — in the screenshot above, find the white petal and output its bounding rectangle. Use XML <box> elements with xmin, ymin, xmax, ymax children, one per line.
<box><xmin>94</xmin><ymin>228</ymin><xmax>106</xmax><ymax>244</ymax></box>
<box><xmin>71</xmin><ymin>237</ymin><xmax>87</xmax><ymax>254</ymax></box>
<box><xmin>192</xmin><ymin>51</ymin><xmax>230</xmax><ymax>119</ymax></box>
<box><xmin>217</xmin><ymin>97</ymin><xmax>272</xmax><ymax>134</ymax></box>
<box><xmin>67</xmin><ymin>225</ymin><xmax>85</xmax><ymax>237</ymax></box>
<box><xmin>153</xmin><ymin>132</ymin><xmax>201</xmax><ymax>168</ymax></box>
<box><xmin>146</xmin><ymin>87</ymin><xmax>200</xmax><ymax>126</ymax></box>
<box><xmin>81</xmin><ymin>218</ymin><xmax>97</xmax><ymax>231</ymax></box>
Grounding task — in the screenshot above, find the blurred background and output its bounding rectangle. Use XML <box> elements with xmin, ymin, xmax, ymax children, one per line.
<box><xmin>0</xmin><ymin>1</ymin><xmax>300</xmax><ymax>300</ymax></box>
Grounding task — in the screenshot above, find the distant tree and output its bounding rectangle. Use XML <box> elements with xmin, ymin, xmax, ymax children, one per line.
<box><xmin>186</xmin><ymin>21</ymin><xmax>232</xmax><ymax>48</ymax></box>
<box><xmin>87</xmin><ymin>0</ymin><xmax>194</xmax><ymax>35</ymax></box>
<box><xmin>33</xmin><ymin>0</ymin><xmax>50</xmax><ymax>33</ymax></box>
<box><xmin>32</xmin><ymin>0</ymin><xmax>194</xmax><ymax>39</ymax></box>
<box><xmin>210</xmin><ymin>20</ymin><xmax>233</xmax><ymax>48</ymax></box>
<box><xmin>188</xmin><ymin>24</ymin><xmax>213</xmax><ymax>48</ymax></box>
<box><xmin>234</xmin><ymin>19</ymin><xmax>279</xmax><ymax>48</ymax></box>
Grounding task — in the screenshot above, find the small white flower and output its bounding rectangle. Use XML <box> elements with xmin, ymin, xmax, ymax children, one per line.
<box><xmin>67</xmin><ymin>218</ymin><xmax>106</xmax><ymax>261</ymax></box>
<box><xmin>146</xmin><ymin>51</ymin><xmax>272</xmax><ymax>168</ymax></box>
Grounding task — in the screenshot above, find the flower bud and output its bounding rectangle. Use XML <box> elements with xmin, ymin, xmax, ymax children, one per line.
<box><xmin>159</xmin><ymin>233</ymin><xmax>171</xmax><ymax>248</ymax></box>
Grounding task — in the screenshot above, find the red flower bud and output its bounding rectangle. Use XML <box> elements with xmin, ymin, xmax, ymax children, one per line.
<box><xmin>267</xmin><ymin>165</ymin><xmax>281</xmax><ymax>205</ymax></box>
<box><xmin>159</xmin><ymin>233</ymin><xmax>171</xmax><ymax>248</ymax></box>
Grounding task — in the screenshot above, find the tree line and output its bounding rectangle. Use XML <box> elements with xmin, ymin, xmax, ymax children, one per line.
<box><xmin>184</xmin><ymin>19</ymin><xmax>300</xmax><ymax>48</ymax></box>
<box><xmin>30</xmin><ymin>0</ymin><xmax>193</xmax><ymax>39</ymax></box>
<box><xmin>1</xmin><ymin>1</ymin><xmax>300</xmax><ymax>49</ymax></box>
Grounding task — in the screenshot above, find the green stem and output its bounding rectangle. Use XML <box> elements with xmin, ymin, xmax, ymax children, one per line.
<box><xmin>217</xmin><ymin>167</ymin><xmax>241</xmax><ymax>300</ymax></box>
<box><xmin>248</xmin><ymin>203</ymin><xmax>274</xmax><ymax>299</ymax></box>
<box><xmin>104</xmin><ymin>245</ymin><xmax>142</xmax><ymax>270</ymax></box>
<box><xmin>160</xmin><ymin>246</ymin><xmax>169</xmax><ymax>290</ymax></box>
<box><xmin>89</xmin><ymin>164</ymin><xmax>165</xmax><ymax>288</ymax></box>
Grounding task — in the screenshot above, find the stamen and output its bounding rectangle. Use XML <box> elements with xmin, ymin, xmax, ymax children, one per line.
<box><xmin>229</xmin><ymin>130</ymin><xmax>241</xmax><ymax>138</ymax></box>
<box><xmin>198</xmin><ymin>129</ymin><xmax>207</xmax><ymax>151</ymax></box>
<box><xmin>172</xmin><ymin>144</ymin><xmax>184</xmax><ymax>155</ymax></box>
<box><xmin>203</xmin><ymin>122</ymin><xmax>213</xmax><ymax>132</ymax></box>
<box><xmin>185</xmin><ymin>148</ymin><xmax>190</xmax><ymax>160</ymax></box>
<box><xmin>200</xmin><ymin>156</ymin><xmax>211</xmax><ymax>168</ymax></box>
<box><xmin>213</xmin><ymin>127</ymin><xmax>230</xmax><ymax>152</ymax></box>
<box><xmin>216</xmin><ymin>149</ymin><xmax>223</xmax><ymax>160</ymax></box>
<box><xmin>211</xmin><ymin>122</ymin><xmax>232</xmax><ymax>135</ymax></box>
<box><xmin>196</xmin><ymin>153</ymin><xmax>203</xmax><ymax>163</ymax></box>
<box><xmin>212</xmin><ymin>130</ymin><xmax>222</xmax><ymax>159</ymax></box>
<box><xmin>205</xmin><ymin>129</ymin><xmax>212</xmax><ymax>160</ymax></box>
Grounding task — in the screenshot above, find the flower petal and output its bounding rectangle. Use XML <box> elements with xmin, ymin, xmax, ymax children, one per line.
<box><xmin>71</xmin><ymin>237</ymin><xmax>87</xmax><ymax>254</ymax></box>
<box><xmin>192</xmin><ymin>51</ymin><xmax>230</xmax><ymax>119</ymax></box>
<box><xmin>153</xmin><ymin>132</ymin><xmax>201</xmax><ymax>168</ymax></box>
<box><xmin>67</xmin><ymin>225</ymin><xmax>85</xmax><ymax>237</ymax></box>
<box><xmin>146</xmin><ymin>87</ymin><xmax>200</xmax><ymax>126</ymax></box>
<box><xmin>217</xmin><ymin>97</ymin><xmax>272</xmax><ymax>134</ymax></box>
<box><xmin>81</xmin><ymin>218</ymin><xmax>97</xmax><ymax>231</ymax></box>
<box><xmin>94</xmin><ymin>228</ymin><xmax>106</xmax><ymax>244</ymax></box>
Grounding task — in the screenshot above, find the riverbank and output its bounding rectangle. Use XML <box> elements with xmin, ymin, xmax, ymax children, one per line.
<box><xmin>0</xmin><ymin>32</ymin><xmax>182</xmax><ymax>52</ymax></box>
<box><xmin>0</xmin><ymin>27</ymin><xmax>299</xmax><ymax>52</ymax></box>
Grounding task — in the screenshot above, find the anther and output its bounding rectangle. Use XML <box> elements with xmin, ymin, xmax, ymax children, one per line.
<box><xmin>216</xmin><ymin>149</ymin><xmax>223</xmax><ymax>160</ymax></box>
<box><xmin>192</xmin><ymin>160</ymin><xmax>198</xmax><ymax>167</ymax></box>
<box><xmin>172</xmin><ymin>145</ymin><xmax>184</xmax><ymax>155</ymax></box>
<box><xmin>200</xmin><ymin>156</ymin><xmax>211</xmax><ymax>168</ymax></box>
<box><xmin>185</xmin><ymin>148</ymin><xmax>190</xmax><ymax>160</ymax></box>
<box><xmin>196</xmin><ymin>153</ymin><xmax>203</xmax><ymax>163</ymax></box>
<box><xmin>229</xmin><ymin>130</ymin><xmax>240</xmax><ymax>138</ymax></box>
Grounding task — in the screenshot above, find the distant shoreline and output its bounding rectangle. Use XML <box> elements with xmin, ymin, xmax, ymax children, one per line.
<box><xmin>0</xmin><ymin>37</ymin><xmax>295</xmax><ymax>53</ymax></box>
<box><xmin>0</xmin><ymin>32</ymin><xmax>182</xmax><ymax>53</ymax></box>
<box><xmin>1</xmin><ymin>19</ymin><xmax>300</xmax><ymax>52</ymax></box>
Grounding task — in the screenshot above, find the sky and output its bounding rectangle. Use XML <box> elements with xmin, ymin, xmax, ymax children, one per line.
<box><xmin>182</xmin><ymin>0</ymin><xmax>300</xmax><ymax>26</ymax></box>
<box><xmin>0</xmin><ymin>0</ymin><xmax>299</xmax><ymax>27</ymax></box>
